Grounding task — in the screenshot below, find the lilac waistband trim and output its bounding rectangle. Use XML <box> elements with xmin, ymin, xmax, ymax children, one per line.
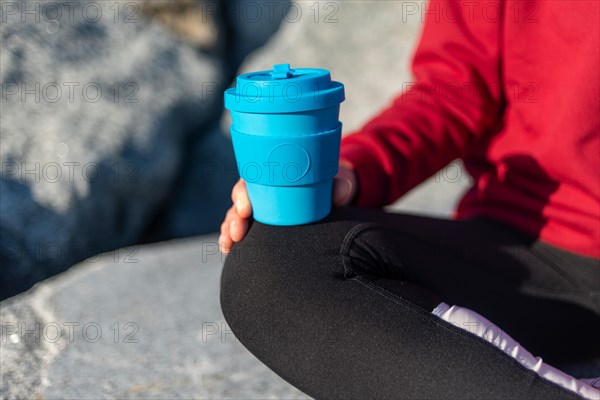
<box><xmin>432</xmin><ymin>303</ymin><xmax>600</xmax><ymax>400</ymax></box>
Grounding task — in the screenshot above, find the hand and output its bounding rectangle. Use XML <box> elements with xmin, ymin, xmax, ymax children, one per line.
<box><xmin>219</xmin><ymin>162</ymin><xmax>357</xmax><ymax>254</ymax></box>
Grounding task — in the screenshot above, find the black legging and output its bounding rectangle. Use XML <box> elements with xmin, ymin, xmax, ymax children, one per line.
<box><xmin>220</xmin><ymin>208</ymin><xmax>600</xmax><ymax>399</ymax></box>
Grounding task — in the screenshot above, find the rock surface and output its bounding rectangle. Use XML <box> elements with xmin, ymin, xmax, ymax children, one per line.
<box><xmin>0</xmin><ymin>0</ymin><xmax>229</xmax><ymax>298</ymax></box>
<box><xmin>0</xmin><ymin>235</ymin><xmax>309</xmax><ymax>399</ymax></box>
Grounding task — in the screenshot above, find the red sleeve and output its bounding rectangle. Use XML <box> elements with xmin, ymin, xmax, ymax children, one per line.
<box><xmin>340</xmin><ymin>0</ymin><xmax>504</xmax><ymax>207</ymax></box>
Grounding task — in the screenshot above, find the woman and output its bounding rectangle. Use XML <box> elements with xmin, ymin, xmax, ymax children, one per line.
<box><xmin>219</xmin><ymin>0</ymin><xmax>600</xmax><ymax>398</ymax></box>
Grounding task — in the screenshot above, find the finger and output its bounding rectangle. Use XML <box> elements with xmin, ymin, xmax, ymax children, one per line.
<box><xmin>220</xmin><ymin>221</ymin><xmax>228</xmax><ymax>236</ymax></box>
<box><xmin>232</xmin><ymin>180</ymin><xmax>252</xmax><ymax>218</ymax></box>
<box><xmin>230</xmin><ymin>217</ymin><xmax>249</xmax><ymax>243</ymax></box>
<box><xmin>231</xmin><ymin>180</ymin><xmax>243</xmax><ymax>203</ymax></box>
<box><xmin>225</xmin><ymin>206</ymin><xmax>238</xmax><ymax>221</ymax></box>
<box><xmin>219</xmin><ymin>223</ymin><xmax>233</xmax><ymax>254</ymax></box>
<box><xmin>220</xmin><ymin>208</ymin><xmax>235</xmax><ymax>254</ymax></box>
<box><xmin>221</xmin><ymin>207</ymin><xmax>234</xmax><ymax>237</ymax></box>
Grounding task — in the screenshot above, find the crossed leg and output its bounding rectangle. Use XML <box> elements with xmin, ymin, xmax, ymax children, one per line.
<box><xmin>220</xmin><ymin>208</ymin><xmax>600</xmax><ymax>399</ymax></box>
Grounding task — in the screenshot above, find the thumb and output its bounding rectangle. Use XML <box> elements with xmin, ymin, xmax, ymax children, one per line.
<box><xmin>332</xmin><ymin>176</ymin><xmax>353</xmax><ymax>206</ymax></box>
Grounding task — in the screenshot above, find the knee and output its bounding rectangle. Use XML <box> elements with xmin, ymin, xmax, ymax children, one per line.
<box><xmin>220</xmin><ymin>222</ymin><xmax>293</xmax><ymax>296</ymax></box>
<box><xmin>219</xmin><ymin>219</ymin><xmax>349</xmax><ymax>343</ymax></box>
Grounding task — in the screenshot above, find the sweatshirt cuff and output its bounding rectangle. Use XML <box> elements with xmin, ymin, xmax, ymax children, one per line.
<box><xmin>339</xmin><ymin>142</ymin><xmax>387</xmax><ymax>207</ymax></box>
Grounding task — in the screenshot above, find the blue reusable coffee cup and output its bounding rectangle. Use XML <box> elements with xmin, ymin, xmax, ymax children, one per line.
<box><xmin>224</xmin><ymin>63</ymin><xmax>345</xmax><ymax>225</ymax></box>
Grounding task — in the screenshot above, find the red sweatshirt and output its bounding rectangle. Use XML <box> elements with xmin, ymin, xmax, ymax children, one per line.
<box><xmin>340</xmin><ymin>0</ymin><xmax>600</xmax><ymax>258</ymax></box>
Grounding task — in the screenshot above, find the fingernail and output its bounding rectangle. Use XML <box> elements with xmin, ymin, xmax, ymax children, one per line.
<box><xmin>235</xmin><ymin>199</ymin><xmax>242</xmax><ymax>214</ymax></box>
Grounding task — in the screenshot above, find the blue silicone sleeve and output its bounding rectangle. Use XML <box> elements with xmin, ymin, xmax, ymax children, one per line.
<box><xmin>230</xmin><ymin>124</ymin><xmax>342</xmax><ymax>187</ymax></box>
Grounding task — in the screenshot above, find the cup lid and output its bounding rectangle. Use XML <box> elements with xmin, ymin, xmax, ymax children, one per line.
<box><xmin>224</xmin><ymin>63</ymin><xmax>345</xmax><ymax>113</ymax></box>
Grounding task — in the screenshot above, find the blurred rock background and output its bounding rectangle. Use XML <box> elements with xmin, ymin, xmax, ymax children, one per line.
<box><xmin>1</xmin><ymin>1</ymin><xmax>471</xmax><ymax>398</ymax></box>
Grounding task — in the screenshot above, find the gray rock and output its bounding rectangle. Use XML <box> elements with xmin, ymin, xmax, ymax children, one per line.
<box><xmin>0</xmin><ymin>1</ymin><xmax>233</xmax><ymax>298</ymax></box>
<box><xmin>0</xmin><ymin>235</ymin><xmax>309</xmax><ymax>399</ymax></box>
